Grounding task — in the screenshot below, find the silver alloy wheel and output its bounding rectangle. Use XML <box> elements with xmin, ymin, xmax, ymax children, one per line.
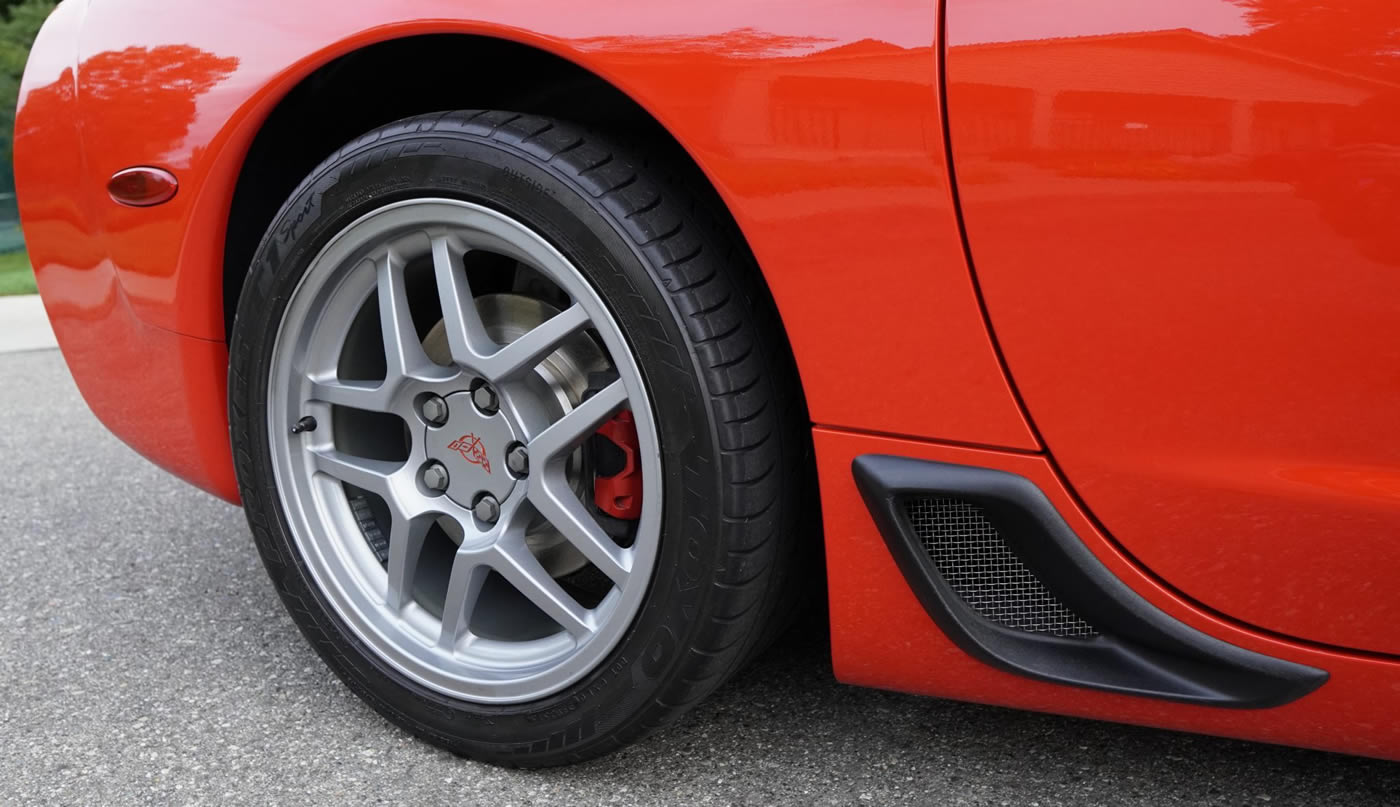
<box><xmin>267</xmin><ymin>198</ymin><xmax>662</xmax><ymax>704</ymax></box>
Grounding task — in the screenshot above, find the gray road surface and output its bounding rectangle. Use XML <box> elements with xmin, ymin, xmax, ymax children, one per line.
<box><xmin>1</xmin><ymin>348</ymin><xmax>1398</xmax><ymax>806</ymax></box>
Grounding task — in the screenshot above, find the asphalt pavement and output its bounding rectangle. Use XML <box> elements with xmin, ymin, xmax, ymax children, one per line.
<box><xmin>2</xmin><ymin>346</ymin><xmax>1399</xmax><ymax>806</ymax></box>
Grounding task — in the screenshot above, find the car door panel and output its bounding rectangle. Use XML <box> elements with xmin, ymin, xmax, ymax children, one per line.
<box><xmin>945</xmin><ymin>0</ymin><xmax>1400</xmax><ymax>654</ymax></box>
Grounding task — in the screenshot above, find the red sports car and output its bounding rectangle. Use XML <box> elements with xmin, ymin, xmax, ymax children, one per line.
<box><xmin>15</xmin><ymin>0</ymin><xmax>1400</xmax><ymax>766</ymax></box>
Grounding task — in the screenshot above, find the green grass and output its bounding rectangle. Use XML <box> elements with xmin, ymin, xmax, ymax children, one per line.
<box><xmin>0</xmin><ymin>250</ymin><xmax>36</xmax><ymax>296</ymax></box>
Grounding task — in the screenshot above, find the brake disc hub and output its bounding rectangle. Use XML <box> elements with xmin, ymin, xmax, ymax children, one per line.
<box><xmin>423</xmin><ymin>389</ymin><xmax>520</xmax><ymax>507</ymax></box>
<box><xmin>423</xmin><ymin>292</ymin><xmax>607</xmax><ymax>575</ymax></box>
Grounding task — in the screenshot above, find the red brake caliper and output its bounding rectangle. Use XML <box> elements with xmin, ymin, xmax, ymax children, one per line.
<box><xmin>594</xmin><ymin>411</ymin><xmax>643</xmax><ymax>519</ymax></box>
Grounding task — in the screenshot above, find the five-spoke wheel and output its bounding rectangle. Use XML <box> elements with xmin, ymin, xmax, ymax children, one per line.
<box><xmin>271</xmin><ymin>199</ymin><xmax>660</xmax><ymax>703</ymax></box>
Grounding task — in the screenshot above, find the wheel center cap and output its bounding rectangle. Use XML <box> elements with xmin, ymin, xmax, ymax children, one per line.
<box><xmin>425</xmin><ymin>391</ymin><xmax>519</xmax><ymax>506</ymax></box>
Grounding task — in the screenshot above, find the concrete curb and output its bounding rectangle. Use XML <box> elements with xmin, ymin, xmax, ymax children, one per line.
<box><xmin>0</xmin><ymin>294</ymin><xmax>58</xmax><ymax>354</ymax></box>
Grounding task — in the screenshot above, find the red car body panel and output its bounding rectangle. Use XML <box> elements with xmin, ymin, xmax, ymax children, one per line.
<box><xmin>945</xmin><ymin>0</ymin><xmax>1400</xmax><ymax>656</ymax></box>
<box><xmin>15</xmin><ymin>0</ymin><xmax>1041</xmax><ymax>504</ymax></box>
<box><xmin>15</xmin><ymin>0</ymin><xmax>1400</xmax><ymax>761</ymax></box>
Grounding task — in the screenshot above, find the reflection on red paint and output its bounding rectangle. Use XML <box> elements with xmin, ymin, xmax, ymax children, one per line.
<box><xmin>946</xmin><ymin>0</ymin><xmax>1400</xmax><ymax>655</ymax></box>
<box><xmin>15</xmin><ymin>0</ymin><xmax>1041</xmax><ymax>486</ymax></box>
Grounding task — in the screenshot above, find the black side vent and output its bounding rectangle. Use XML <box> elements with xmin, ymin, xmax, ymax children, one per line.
<box><xmin>854</xmin><ymin>455</ymin><xmax>1329</xmax><ymax>709</ymax></box>
<box><xmin>903</xmin><ymin>497</ymin><xmax>1097</xmax><ymax>639</ymax></box>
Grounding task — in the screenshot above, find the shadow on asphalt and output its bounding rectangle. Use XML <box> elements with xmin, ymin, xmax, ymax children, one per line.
<box><xmin>547</xmin><ymin>614</ymin><xmax>1400</xmax><ymax>805</ymax></box>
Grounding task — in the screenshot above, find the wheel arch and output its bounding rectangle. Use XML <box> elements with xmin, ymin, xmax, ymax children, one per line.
<box><xmin>219</xmin><ymin>33</ymin><xmax>770</xmax><ymax>349</ymax></box>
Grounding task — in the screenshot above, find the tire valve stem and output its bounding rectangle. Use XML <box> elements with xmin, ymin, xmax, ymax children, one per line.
<box><xmin>290</xmin><ymin>416</ymin><xmax>318</xmax><ymax>435</ymax></box>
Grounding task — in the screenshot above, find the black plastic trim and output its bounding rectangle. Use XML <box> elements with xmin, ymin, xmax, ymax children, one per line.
<box><xmin>852</xmin><ymin>455</ymin><xmax>1328</xmax><ymax>708</ymax></box>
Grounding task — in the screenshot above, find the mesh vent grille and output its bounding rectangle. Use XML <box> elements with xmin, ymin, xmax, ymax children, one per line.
<box><xmin>903</xmin><ymin>497</ymin><xmax>1097</xmax><ymax>639</ymax></box>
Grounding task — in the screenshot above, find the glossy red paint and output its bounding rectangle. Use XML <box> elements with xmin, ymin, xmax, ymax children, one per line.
<box><xmin>14</xmin><ymin>0</ymin><xmax>1039</xmax><ymax>508</ymax></box>
<box><xmin>818</xmin><ymin>426</ymin><xmax>1400</xmax><ymax>760</ymax></box>
<box><xmin>12</xmin><ymin>0</ymin><xmax>237</xmax><ymax>498</ymax></box>
<box><xmin>15</xmin><ymin>0</ymin><xmax>1400</xmax><ymax>763</ymax></box>
<box><xmin>946</xmin><ymin>0</ymin><xmax>1400</xmax><ymax>656</ymax></box>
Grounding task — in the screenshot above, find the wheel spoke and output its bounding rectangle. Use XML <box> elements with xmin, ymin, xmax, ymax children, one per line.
<box><xmin>384</xmin><ymin>514</ymin><xmax>434</xmax><ymax>613</ymax></box>
<box><xmin>528</xmin><ymin>472</ymin><xmax>630</xmax><ymax>584</ymax></box>
<box><xmin>437</xmin><ymin>493</ymin><xmax>525</xmax><ymax>648</ymax></box>
<box><xmin>529</xmin><ymin>379</ymin><xmax>627</xmax><ymax>462</ymax></box>
<box><xmin>437</xmin><ymin>558</ymin><xmax>490</xmax><ymax>649</ymax></box>
<box><xmin>306</xmin><ymin>377</ymin><xmax>393</xmax><ymax>413</ymax></box>
<box><xmin>493</xmin><ymin>537</ymin><xmax>594</xmax><ymax>638</ymax></box>
<box><xmin>310</xmin><ymin>448</ymin><xmax>401</xmax><ymax>497</ymax></box>
<box><xmin>378</xmin><ymin>250</ymin><xmax>433</xmax><ymax>381</ymax></box>
<box><xmin>480</xmin><ymin>304</ymin><xmax>590</xmax><ymax>382</ymax></box>
<box><xmin>431</xmin><ymin>236</ymin><xmax>499</xmax><ymax>367</ymax></box>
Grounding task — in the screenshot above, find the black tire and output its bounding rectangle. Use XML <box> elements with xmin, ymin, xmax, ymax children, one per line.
<box><xmin>228</xmin><ymin>110</ymin><xmax>811</xmax><ymax>766</ymax></box>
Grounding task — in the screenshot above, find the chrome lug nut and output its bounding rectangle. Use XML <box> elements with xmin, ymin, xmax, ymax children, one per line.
<box><xmin>473</xmin><ymin>493</ymin><xmax>501</xmax><ymax>525</ymax></box>
<box><xmin>471</xmin><ymin>382</ymin><xmax>499</xmax><ymax>415</ymax></box>
<box><xmin>506</xmin><ymin>443</ymin><xmax>529</xmax><ymax>477</ymax></box>
<box><xmin>420</xmin><ymin>394</ymin><xmax>449</xmax><ymax>426</ymax></box>
<box><xmin>422</xmin><ymin>462</ymin><xmax>450</xmax><ymax>493</ymax></box>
